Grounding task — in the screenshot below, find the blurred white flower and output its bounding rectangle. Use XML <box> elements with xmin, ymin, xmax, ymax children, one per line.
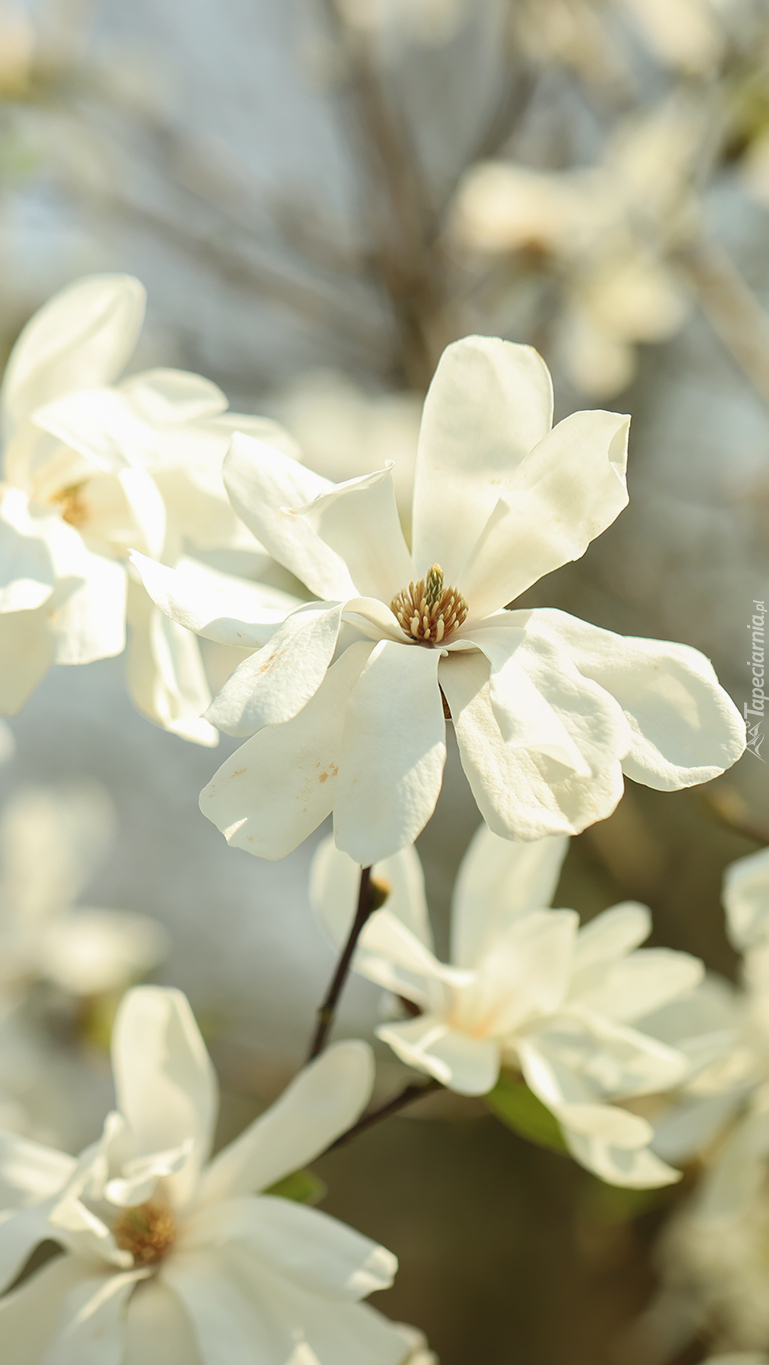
<box><xmin>135</xmin><ymin>334</ymin><xmax>744</xmax><ymax>865</ymax></box>
<box><xmin>451</xmin><ymin>101</ymin><xmax>703</xmax><ymax>396</ymax></box>
<box><xmin>311</xmin><ymin>824</ymin><xmax>704</xmax><ymax>1187</ymax></box>
<box><xmin>0</xmin><ymin>986</ymin><xmax>411</xmax><ymax>1364</ymax></box>
<box><xmin>512</xmin><ymin>0</ymin><xmax>725</xmax><ymax>79</ymax></box>
<box><xmin>268</xmin><ymin>369</ymin><xmax>421</xmax><ymax>521</ymax></box>
<box><xmin>0</xmin><ymin>781</ymin><xmax>168</xmax><ymax>998</ymax></box>
<box><xmin>334</xmin><ymin>0</ymin><xmax>466</xmax><ymax>44</ymax></box>
<box><xmin>0</xmin><ymin>1</ymin><xmax>35</xmax><ymax>96</ymax></box>
<box><xmin>395</xmin><ymin>1323</ymin><xmax>439</xmax><ymax>1363</ymax></box>
<box><xmin>0</xmin><ymin>273</ymin><xmax>293</xmax><ymax>743</ymax></box>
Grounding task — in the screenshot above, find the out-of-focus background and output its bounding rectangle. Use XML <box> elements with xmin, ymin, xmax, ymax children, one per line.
<box><xmin>1</xmin><ymin>0</ymin><xmax>768</xmax><ymax>1360</ymax></box>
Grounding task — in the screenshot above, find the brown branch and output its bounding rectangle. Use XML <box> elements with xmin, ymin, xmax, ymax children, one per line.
<box><xmin>325</xmin><ymin>1077</ymin><xmax>443</xmax><ymax>1152</ymax></box>
<box><xmin>307</xmin><ymin>866</ymin><xmax>375</xmax><ymax>1060</ymax></box>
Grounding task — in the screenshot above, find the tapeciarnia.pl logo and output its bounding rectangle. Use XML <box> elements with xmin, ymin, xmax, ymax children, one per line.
<box><xmin>745</xmin><ymin>599</ymin><xmax>766</xmax><ymax>761</ymax></box>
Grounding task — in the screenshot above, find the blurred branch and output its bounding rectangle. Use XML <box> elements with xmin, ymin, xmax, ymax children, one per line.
<box><xmin>678</xmin><ymin>239</ymin><xmax>769</xmax><ymax>410</ymax></box>
<box><xmin>327</xmin><ymin>1077</ymin><xmax>443</xmax><ymax>1151</ymax></box>
<box><xmin>698</xmin><ymin>781</ymin><xmax>769</xmax><ymax>846</ymax></box>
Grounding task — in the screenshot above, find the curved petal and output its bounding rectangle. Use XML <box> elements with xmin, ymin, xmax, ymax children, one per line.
<box><xmin>411</xmin><ymin>337</ymin><xmax>554</xmax><ymax>582</ymax></box>
<box><xmin>521</xmin><ymin>1012</ymin><xmax>689</xmax><ymax>1106</ymax></box>
<box><xmin>200</xmin><ymin>642</ymin><xmax>372</xmax><ymax>860</ymax></box>
<box><xmin>722</xmin><ymin>847</ymin><xmax>769</xmax><ymax>951</ymax></box>
<box><xmin>459</xmin><ymin>410</ymin><xmax>629</xmax><ymax>617</ymax></box>
<box><xmin>38</xmin><ymin>1267</ymin><xmax>146</xmax><ymax>1365</ymax></box>
<box><xmin>205</xmin><ymin>602</ymin><xmax>343</xmax><ymax>737</ymax></box>
<box><xmin>0</xmin><ymin>1254</ymin><xmax>92</xmax><ymax>1365</ymax></box>
<box><xmin>0</xmin><ymin>487</ymin><xmax>55</xmax><ymax>612</ymax></box>
<box><xmin>52</xmin><ymin>554</ymin><xmax>126</xmax><ymax>664</ymax></box>
<box><xmin>1</xmin><ymin>275</ymin><xmax>145</xmax><ymax>434</ymax></box>
<box><xmin>0</xmin><ymin>602</ymin><xmax>55</xmax><ymax>714</ymax></box>
<box><xmin>310</xmin><ymin>836</ymin><xmax>433</xmax><ymax>951</ymax></box>
<box><xmin>111</xmin><ymin>987</ymin><xmax>217</xmax><ymax>1209</ymax></box>
<box><xmin>294</xmin><ymin>466</ymin><xmax>413</xmax><ymax>602</ymax></box>
<box><xmin>161</xmin><ymin>1248</ymin><xmax>291</xmax><ymax>1365</ymax></box>
<box><xmin>125</xmin><ymin>585</ymin><xmax>218</xmax><ymax>747</ymax></box>
<box><xmin>119</xmin><ymin>369</ymin><xmax>228</xmax><ymax>424</ymax></box>
<box><xmin>0</xmin><ymin>1130</ymin><xmax>75</xmax><ymax>1208</ymax></box>
<box><xmin>124</xmin><ymin>1278</ymin><xmax>203</xmax><ymax>1365</ymax></box>
<box><xmin>451</xmin><ymin>823</ymin><xmax>569</xmax><ymax>969</ymax></box>
<box><xmin>224</xmin><ymin>433</ymin><xmax>356</xmax><ymax>599</ymax></box>
<box><xmin>572</xmin><ymin>902</ymin><xmax>651</xmax><ymax>977</ymax></box>
<box><xmin>467</xmin><ymin>910</ymin><xmax>578</xmax><ymax>1035</ymax></box>
<box><xmin>181</xmin><ymin>1195</ymin><xmax>396</xmax><ymax>1300</ymax></box>
<box><xmin>563</xmin><ymin>1128</ymin><xmax>681</xmax><ymax>1188</ymax></box>
<box><xmin>200</xmin><ymin>1041</ymin><xmax>374</xmax><ymax>1204</ymax></box>
<box><xmin>334</xmin><ymin>640</ymin><xmax>446</xmax><ymax>866</ymax></box>
<box><xmin>440</xmin><ymin>650</ymin><xmax>625</xmax><ymax>841</ymax></box>
<box><xmin>130</xmin><ymin>552</ymin><xmax>300</xmax><ymax>649</ymax></box>
<box><xmin>0</xmin><ymin>1205</ymin><xmax>58</xmax><ymax>1293</ymax></box>
<box><xmin>574</xmin><ymin>948</ymin><xmax>704</xmax><ymax>1023</ymax></box>
<box><xmin>539</xmin><ymin>609</ymin><xmax>747</xmax><ymax>789</ymax></box>
<box><xmin>377</xmin><ymin>1014</ymin><xmax>501</xmax><ymax>1095</ymax></box>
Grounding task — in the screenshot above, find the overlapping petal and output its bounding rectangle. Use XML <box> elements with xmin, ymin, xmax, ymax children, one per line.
<box><xmin>451</xmin><ymin>824</ymin><xmax>569</xmax><ymax>969</ymax></box>
<box><xmin>378</xmin><ymin>1013</ymin><xmax>502</xmax><ymax>1095</ymax></box>
<box><xmin>722</xmin><ymin>847</ymin><xmax>769</xmax><ymax>951</ymax></box>
<box><xmin>201</xmin><ymin>643</ymin><xmax>372</xmax><ymax>859</ymax></box>
<box><xmin>130</xmin><ymin>551</ymin><xmax>301</xmax><ymax>649</ymax></box>
<box><xmin>294</xmin><ymin>466</ymin><xmax>413</xmax><ymax>602</ymax></box>
<box><xmin>411</xmin><ymin>336</ymin><xmax>554</xmax><ymax>582</ymax></box>
<box><xmin>334</xmin><ymin>640</ymin><xmax>446</xmax><ymax>865</ymax></box>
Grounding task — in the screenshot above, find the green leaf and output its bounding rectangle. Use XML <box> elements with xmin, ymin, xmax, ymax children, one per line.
<box><xmin>485</xmin><ymin>1073</ymin><xmax>568</xmax><ymax>1155</ymax></box>
<box><xmin>264</xmin><ymin>1169</ymin><xmax>327</xmax><ymax>1205</ymax></box>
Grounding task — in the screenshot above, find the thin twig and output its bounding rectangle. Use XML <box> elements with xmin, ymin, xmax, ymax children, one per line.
<box><xmin>326</xmin><ymin>1078</ymin><xmax>443</xmax><ymax>1152</ymax></box>
<box><xmin>307</xmin><ymin>866</ymin><xmax>374</xmax><ymax>1060</ymax></box>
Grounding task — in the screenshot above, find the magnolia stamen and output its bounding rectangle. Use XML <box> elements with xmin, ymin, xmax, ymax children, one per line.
<box><xmin>391</xmin><ymin>565</ymin><xmax>468</xmax><ymax>646</ymax></box>
<box><xmin>113</xmin><ymin>1200</ymin><xmax>176</xmax><ymax>1266</ymax></box>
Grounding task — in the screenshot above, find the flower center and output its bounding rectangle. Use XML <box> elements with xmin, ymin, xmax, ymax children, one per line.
<box><xmin>113</xmin><ymin>1200</ymin><xmax>176</xmax><ymax>1266</ymax></box>
<box><xmin>52</xmin><ymin>482</ymin><xmax>89</xmax><ymax>528</ymax></box>
<box><xmin>391</xmin><ymin>565</ymin><xmax>468</xmax><ymax>645</ymax></box>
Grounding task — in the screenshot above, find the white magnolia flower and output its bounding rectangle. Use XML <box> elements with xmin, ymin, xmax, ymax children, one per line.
<box><xmin>646</xmin><ymin>847</ymin><xmax>769</xmax><ymax>1175</ymax></box>
<box><xmin>311</xmin><ymin>823</ymin><xmax>704</xmax><ymax>1187</ymax></box>
<box><xmin>0</xmin><ymin>273</ymin><xmax>293</xmax><ymax>743</ymax></box>
<box><xmin>451</xmin><ymin>102</ymin><xmax>703</xmax><ymax>397</ymax></box>
<box><xmin>0</xmin><ymin>986</ymin><xmax>412</xmax><ymax>1364</ymax></box>
<box><xmin>0</xmin><ymin>781</ymin><xmax>167</xmax><ymax>998</ymax></box>
<box><xmin>134</xmin><ymin>334</ymin><xmax>744</xmax><ymax>866</ymax></box>
<box><xmin>394</xmin><ymin>1324</ymin><xmax>438</xmax><ymax>1363</ymax></box>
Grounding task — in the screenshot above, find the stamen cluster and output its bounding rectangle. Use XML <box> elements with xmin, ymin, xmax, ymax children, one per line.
<box><xmin>391</xmin><ymin>564</ymin><xmax>468</xmax><ymax>645</ymax></box>
<box><xmin>113</xmin><ymin>1200</ymin><xmax>176</xmax><ymax>1265</ymax></box>
<box><xmin>53</xmin><ymin>483</ymin><xmax>89</xmax><ymax>527</ymax></box>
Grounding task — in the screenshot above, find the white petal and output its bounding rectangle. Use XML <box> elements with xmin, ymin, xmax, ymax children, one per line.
<box><xmin>200</xmin><ymin>1041</ymin><xmax>373</xmax><ymax>1204</ymax></box>
<box><xmin>696</xmin><ymin>1110</ymin><xmax>769</xmax><ymax>1220</ymax></box>
<box><xmin>521</xmin><ymin>1011</ymin><xmax>689</xmax><ymax>1105</ymax></box>
<box><xmin>451</xmin><ymin>823</ymin><xmax>568</xmax><ymax>969</ymax></box>
<box><xmin>575</xmin><ymin>948</ymin><xmax>704</xmax><ymax>1023</ymax></box>
<box><xmin>161</xmin><ymin>1248</ymin><xmax>291</xmax><ymax>1365</ymax></box>
<box><xmin>224</xmin><ymin>433</ymin><xmax>357</xmax><ymax>599</ymax></box>
<box><xmin>377</xmin><ymin>1014</ymin><xmax>501</xmax><ymax>1095</ymax></box>
<box><xmin>294</xmin><ymin>466</ymin><xmax>413</xmax><ymax>601</ymax></box>
<box><xmin>51</xmin><ymin>554</ymin><xmax>127</xmax><ymax>664</ymax></box>
<box><xmin>1</xmin><ymin>275</ymin><xmax>145</xmax><ymax>432</ymax></box>
<box><xmin>360</xmin><ymin>909</ymin><xmax>468</xmax><ymax>998</ymax></box>
<box><xmin>572</xmin><ymin>903</ymin><xmax>651</xmax><ymax>973</ymax></box>
<box><xmin>0</xmin><ymin>1205</ymin><xmax>57</xmax><ymax>1293</ymax></box>
<box><xmin>459</xmin><ymin>410</ymin><xmax>629</xmax><ymax>617</ymax></box>
<box><xmin>334</xmin><ymin>640</ymin><xmax>446</xmax><ymax>866</ymax></box>
<box><xmin>116</xmin><ymin>468</ymin><xmax>167</xmax><ymax>559</ymax></box>
<box><xmin>722</xmin><ymin>847</ymin><xmax>769</xmax><ymax>950</ymax></box>
<box><xmin>119</xmin><ymin>368</ymin><xmax>228</xmax><ymax>423</ymax></box>
<box><xmin>563</xmin><ymin>1128</ymin><xmax>682</xmax><ymax>1188</ymax></box>
<box><xmin>205</xmin><ymin>602</ymin><xmax>343</xmax><ymax>737</ymax></box>
<box><xmin>0</xmin><ymin>1129</ymin><xmax>75</xmax><ymax>1207</ymax></box>
<box><xmin>0</xmin><ymin>779</ymin><xmax>115</xmax><ymax>920</ymax></box>
<box><xmin>124</xmin><ymin>1278</ymin><xmax>203</xmax><ymax>1365</ymax></box>
<box><xmin>125</xmin><ymin>585</ymin><xmax>218</xmax><ymax>747</ymax></box>
<box><xmin>411</xmin><ymin>337</ymin><xmax>553</xmax><ymax>582</ymax></box>
<box><xmin>130</xmin><ymin>552</ymin><xmax>301</xmax><ymax>648</ymax></box>
<box><xmin>0</xmin><ymin>487</ymin><xmax>55</xmax><ymax>612</ymax></box>
<box><xmin>0</xmin><ymin>1254</ymin><xmax>90</xmax><ymax>1365</ymax></box>
<box><xmin>539</xmin><ymin>609</ymin><xmax>747</xmax><ymax>788</ymax></box>
<box><xmin>112</xmin><ymin>986</ymin><xmax>217</xmax><ymax>1208</ymax></box>
<box><xmin>440</xmin><ymin>650</ymin><xmax>624</xmax><ymax>840</ymax></box>
<box><xmin>41</xmin><ymin>1267</ymin><xmax>146</xmax><ymax>1365</ymax></box>
<box><xmin>0</xmin><ymin>603</ymin><xmax>55</xmax><ymax>713</ymax></box>
<box><xmin>181</xmin><ymin>1195</ymin><xmax>396</xmax><ymax>1300</ymax></box>
<box><xmin>200</xmin><ymin>643</ymin><xmax>372</xmax><ymax>860</ymax></box>
<box><xmin>310</xmin><ymin>836</ymin><xmax>433</xmax><ymax>951</ymax></box>
<box><xmin>468</xmin><ymin>909</ymin><xmax>578</xmax><ymax>1034</ymax></box>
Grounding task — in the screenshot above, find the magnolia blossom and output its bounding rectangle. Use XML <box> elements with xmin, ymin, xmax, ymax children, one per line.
<box><xmin>135</xmin><ymin>334</ymin><xmax>744</xmax><ymax>866</ymax></box>
<box><xmin>0</xmin><ymin>782</ymin><xmax>167</xmax><ymax>998</ymax></box>
<box><xmin>0</xmin><ymin>986</ymin><xmax>413</xmax><ymax>1364</ymax></box>
<box><xmin>0</xmin><ymin>273</ymin><xmax>293</xmax><ymax>743</ymax></box>
<box><xmin>647</xmin><ymin>847</ymin><xmax>769</xmax><ymax>1176</ymax></box>
<box><xmin>450</xmin><ymin>102</ymin><xmax>702</xmax><ymax>396</ymax></box>
<box><xmin>311</xmin><ymin>823</ymin><xmax>704</xmax><ymax>1187</ymax></box>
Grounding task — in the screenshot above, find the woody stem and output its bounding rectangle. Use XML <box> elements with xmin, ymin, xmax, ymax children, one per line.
<box><xmin>307</xmin><ymin>865</ymin><xmax>374</xmax><ymax>1061</ymax></box>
